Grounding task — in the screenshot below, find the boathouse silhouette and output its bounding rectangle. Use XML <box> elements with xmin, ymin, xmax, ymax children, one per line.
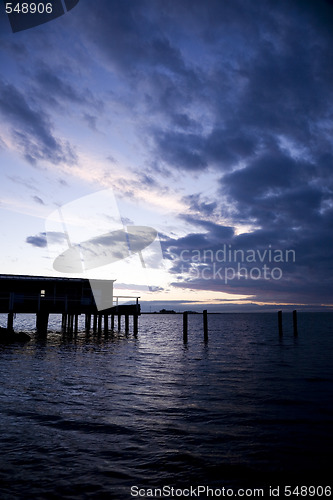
<box><xmin>0</xmin><ymin>274</ymin><xmax>140</xmax><ymax>335</ymax></box>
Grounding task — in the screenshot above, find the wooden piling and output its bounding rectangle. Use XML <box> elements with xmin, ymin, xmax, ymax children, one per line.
<box><xmin>183</xmin><ymin>311</ymin><xmax>188</xmax><ymax>343</ymax></box>
<box><xmin>133</xmin><ymin>314</ymin><xmax>138</xmax><ymax>336</ymax></box>
<box><xmin>85</xmin><ymin>314</ymin><xmax>91</xmax><ymax>333</ymax></box>
<box><xmin>278</xmin><ymin>310</ymin><xmax>283</xmax><ymax>336</ymax></box>
<box><xmin>7</xmin><ymin>312</ymin><xmax>14</xmax><ymax>331</ymax></box>
<box><xmin>36</xmin><ymin>312</ymin><xmax>49</xmax><ymax>334</ymax></box>
<box><xmin>293</xmin><ymin>310</ymin><xmax>298</xmax><ymax>337</ymax></box>
<box><xmin>62</xmin><ymin>313</ymin><xmax>67</xmax><ymax>332</ymax></box>
<box><xmin>69</xmin><ymin>315</ymin><xmax>72</xmax><ymax>333</ymax></box>
<box><xmin>125</xmin><ymin>315</ymin><xmax>129</xmax><ymax>332</ymax></box>
<box><xmin>118</xmin><ymin>314</ymin><xmax>121</xmax><ymax>331</ymax></box>
<box><xmin>203</xmin><ymin>309</ymin><xmax>208</xmax><ymax>342</ymax></box>
<box><xmin>93</xmin><ymin>314</ymin><xmax>97</xmax><ymax>333</ymax></box>
<box><xmin>111</xmin><ymin>315</ymin><xmax>114</xmax><ymax>331</ymax></box>
<box><xmin>98</xmin><ymin>314</ymin><xmax>102</xmax><ymax>334</ymax></box>
<box><xmin>104</xmin><ymin>314</ymin><xmax>108</xmax><ymax>334</ymax></box>
<box><xmin>74</xmin><ymin>314</ymin><xmax>78</xmax><ymax>334</ymax></box>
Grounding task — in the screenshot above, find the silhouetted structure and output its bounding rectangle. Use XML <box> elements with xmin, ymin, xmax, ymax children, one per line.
<box><xmin>0</xmin><ymin>274</ymin><xmax>140</xmax><ymax>336</ymax></box>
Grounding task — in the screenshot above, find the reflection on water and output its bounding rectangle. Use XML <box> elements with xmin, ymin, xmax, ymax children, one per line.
<box><xmin>0</xmin><ymin>313</ymin><xmax>332</xmax><ymax>498</ymax></box>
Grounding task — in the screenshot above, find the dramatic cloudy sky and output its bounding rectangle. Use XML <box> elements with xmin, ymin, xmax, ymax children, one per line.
<box><xmin>0</xmin><ymin>0</ymin><xmax>332</xmax><ymax>311</ymax></box>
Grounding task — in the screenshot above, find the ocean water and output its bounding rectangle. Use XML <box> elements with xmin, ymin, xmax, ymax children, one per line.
<box><xmin>0</xmin><ymin>312</ymin><xmax>332</xmax><ymax>499</ymax></box>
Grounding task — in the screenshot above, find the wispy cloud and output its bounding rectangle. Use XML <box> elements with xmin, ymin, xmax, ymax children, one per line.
<box><xmin>0</xmin><ymin>80</ymin><xmax>77</xmax><ymax>165</ymax></box>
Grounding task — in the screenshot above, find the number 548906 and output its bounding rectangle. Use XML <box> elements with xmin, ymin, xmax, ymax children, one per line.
<box><xmin>5</xmin><ymin>3</ymin><xmax>53</xmax><ymax>14</ymax></box>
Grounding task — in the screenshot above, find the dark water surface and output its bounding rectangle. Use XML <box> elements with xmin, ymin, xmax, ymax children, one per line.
<box><xmin>0</xmin><ymin>313</ymin><xmax>332</xmax><ymax>498</ymax></box>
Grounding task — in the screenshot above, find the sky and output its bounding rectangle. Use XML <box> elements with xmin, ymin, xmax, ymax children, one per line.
<box><xmin>0</xmin><ymin>0</ymin><xmax>332</xmax><ymax>312</ymax></box>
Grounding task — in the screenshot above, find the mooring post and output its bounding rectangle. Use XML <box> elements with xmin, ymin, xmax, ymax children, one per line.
<box><xmin>62</xmin><ymin>313</ymin><xmax>67</xmax><ymax>332</ymax></box>
<box><xmin>7</xmin><ymin>312</ymin><xmax>14</xmax><ymax>331</ymax></box>
<box><xmin>293</xmin><ymin>310</ymin><xmax>298</xmax><ymax>337</ymax></box>
<box><xmin>133</xmin><ymin>314</ymin><xmax>138</xmax><ymax>336</ymax></box>
<box><xmin>125</xmin><ymin>315</ymin><xmax>129</xmax><ymax>332</ymax></box>
<box><xmin>8</xmin><ymin>292</ymin><xmax>14</xmax><ymax>331</ymax></box>
<box><xmin>98</xmin><ymin>314</ymin><xmax>102</xmax><ymax>334</ymax></box>
<box><xmin>36</xmin><ymin>312</ymin><xmax>49</xmax><ymax>335</ymax></box>
<box><xmin>278</xmin><ymin>310</ymin><xmax>283</xmax><ymax>336</ymax></box>
<box><xmin>118</xmin><ymin>314</ymin><xmax>121</xmax><ymax>331</ymax></box>
<box><xmin>183</xmin><ymin>311</ymin><xmax>188</xmax><ymax>343</ymax></box>
<box><xmin>85</xmin><ymin>314</ymin><xmax>91</xmax><ymax>333</ymax></box>
<box><xmin>69</xmin><ymin>314</ymin><xmax>74</xmax><ymax>334</ymax></box>
<box><xmin>111</xmin><ymin>314</ymin><xmax>114</xmax><ymax>330</ymax></box>
<box><xmin>203</xmin><ymin>309</ymin><xmax>208</xmax><ymax>342</ymax></box>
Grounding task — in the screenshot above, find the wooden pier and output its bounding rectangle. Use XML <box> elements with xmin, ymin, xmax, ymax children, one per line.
<box><xmin>0</xmin><ymin>274</ymin><xmax>140</xmax><ymax>336</ymax></box>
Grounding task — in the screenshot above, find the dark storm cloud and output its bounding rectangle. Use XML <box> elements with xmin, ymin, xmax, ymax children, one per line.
<box><xmin>32</xmin><ymin>64</ymin><xmax>103</xmax><ymax>112</ymax></box>
<box><xmin>78</xmin><ymin>0</ymin><xmax>191</xmax><ymax>75</ymax></box>
<box><xmin>221</xmin><ymin>151</ymin><xmax>322</xmax><ymax>225</ymax></box>
<box><xmin>164</xmin><ymin>212</ymin><xmax>333</xmax><ymax>305</ymax></box>
<box><xmin>6</xmin><ymin>0</ymin><xmax>331</xmax><ymax>306</ymax></box>
<box><xmin>35</xmin><ymin>66</ymin><xmax>84</xmax><ymax>105</ymax></box>
<box><xmin>153</xmin><ymin>130</ymin><xmax>207</xmax><ymax>170</ymax></box>
<box><xmin>163</xmin><ymin>159</ymin><xmax>332</xmax><ymax>305</ymax></box>
<box><xmin>72</xmin><ymin>1</ymin><xmax>333</xmax><ymax>176</ymax></box>
<box><xmin>183</xmin><ymin>194</ymin><xmax>217</xmax><ymax>216</ymax></box>
<box><xmin>179</xmin><ymin>215</ymin><xmax>234</xmax><ymax>241</ymax></box>
<box><xmin>0</xmin><ymin>80</ymin><xmax>77</xmax><ymax>165</ymax></box>
<box><xmin>26</xmin><ymin>233</ymin><xmax>47</xmax><ymax>248</ymax></box>
<box><xmin>152</xmin><ymin>126</ymin><xmax>259</xmax><ymax>172</ymax></box>
<box><xmin>74</xmin><ymin>1</ymin><xmax>203</xmax><ymax>118</ymax></box>
<box><xmin>138</xmin><ymin>0</ymin><xmax>333</xmax><ymax>305</ymax></box>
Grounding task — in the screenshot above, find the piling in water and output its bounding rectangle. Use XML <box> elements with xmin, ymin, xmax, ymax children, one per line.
<box><xmin>293</xmin><ymin>310</ymin><xmax>298</xmax><ymax>337</ymax></box>
<box><xmin>85</xmin><ymin>314</ymin><xmax>91</xmax><ymax>333</ymax></box>
<box><xmin>183</xmin><ymin>311</ymin><xmax>188</xmax><ymax>343</ymax></box>
<box><xmin>203</xmin><ymin>309</ymin><xmax>208</xmax><ymax>342</ymax></box>
<box><xmin>133</xmin><ymin>314</ymin><xmax>138</xmax><ymax>336</ymax></box>
<box><xmin>62</xmin><ymin>313</ymin><xmax>67</xmax><ymax>332</ymax></box>
<box><xmin>7</xmin><ymin>312</ymin><xmax>14</xmax><ymax>331</ymax></box>
<box><xmin>36</xmin><ymin>312</ymin><xmax>49</xmax><ymax>334</ymax></box>
<box><xmin>98</xmin><ymin>314</ymin><xmax>102</xmax><ymax>334</ymax></box>
<box><xmin>278</xmin><ymin>310</ymin><xmax>283</xmax><ymax>336</ymax></box>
